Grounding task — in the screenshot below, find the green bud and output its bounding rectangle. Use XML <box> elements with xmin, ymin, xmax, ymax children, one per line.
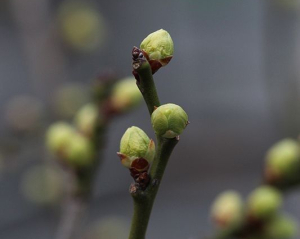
<box><xmin>211</xmin><ymin>191</ymin><xmax>244</xmax><ymax>230</ymax></box>
<box><xmin>46</xmin><ymin>122</ymin><xmax>75</xmax><ymax>155</ymax></box>
<box><xmin>74</xmin><ymin>103</ymin><xmax>101</xmax><ymax>137</ymax></box>
<box><xmin>265</xmin><ymin>139</ymin><xmax>300</xmax><ymax>183</ymax></box>
<box><xmin>140</xmin><ymin>29</ymin><xmax>174</xmax><ymax>67</ymax></box>
<box><xmin>117</xmin><ymin>126</ymin><xmax>155</xmax><ymax>168</ymax></box>
<box><xmin>65</xmin><ymin>133</ymin><xmax>95</xmax><ymax>167</ymax></box>
<box><xmin>247</xmin><ymin>186</ymin><xmax>282</xmax><ymax>220</ymax></box>
<box><xmin>151</xmin><ymin>103</ymin><xmax>188</xmax><ymax>138</ymax></box>
<box><xmin>111</xmin><ymin>77</ymin><xmax>142</xmax><ymax>113</ymax></box>
<box><xmin>58</xmin><ymin>1</ymin><xmax>106</xmax><ymax>52</ymax></box>
<box><xmin>264</xmin><ymin>214</ymin><xmax>298</xmax><ymax>239</ymax></box>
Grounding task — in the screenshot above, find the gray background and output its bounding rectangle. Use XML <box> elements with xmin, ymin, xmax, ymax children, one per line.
<box><xmin>1</xmin><ymin>0</ymin><xmax>300</xmax><ymax>238</ymax></box>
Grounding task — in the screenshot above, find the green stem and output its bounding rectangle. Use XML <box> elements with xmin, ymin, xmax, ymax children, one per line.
<box><xmin>128</xmin><ymin>48</ymin><xmax>179</xmax><ymax>239</ymax></box>
<box><xmin>128</xmin><ymin>196</ymin><xmax>151</xmax><ymax>239</ymax></box>
<box><xmin>55</xmin><ymin>192</ymin><xmax>87</xmax><ymax>239</ymax></box>
<box><xmin>129</xmin><ymin>136</ymin><xmax>178</xmax><ymax>239</ymax></box>
<box><xmin>56</xmin><ymin>118</ymin><xmax>108</xmax><ymax>239</ymax></box>
<box><xmin>133</xmin><ymin>54</ymin><xmax>160</xmax><ymax>115</ymax></box>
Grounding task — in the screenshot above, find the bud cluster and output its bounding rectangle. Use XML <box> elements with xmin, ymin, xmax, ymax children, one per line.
<box><xmin>46</xmin><ymin>113</ymin><xmax>96</xmax><ymax>169</ymax></box>
<box><xmin>117</xmin><ymin>102</ymin><xmax>189</xmax><ymax>189</ymax></box>
<box><xmin>209</xmin><ymin>135</ymin><xmax>300</xmax><ymax>239</ymax></box>
<box><xmin>210</xmin><ymin>185</ymin><xmax>298</xmax><ymax>239</ymax></box>
<box><xmin>117</xmin><ymin>29</ymin><xmax>189</xmax><ymax>191</ymax></box>
<box><xmin>46</xmin><ymin>74</ymin><xmax>143</xmax><ymax>170</ymax></box>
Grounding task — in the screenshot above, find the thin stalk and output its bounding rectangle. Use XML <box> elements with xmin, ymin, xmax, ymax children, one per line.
<box><xmin>133</xmin><ymin>47</ymin><xmax>160</xmax><ymax>115</ymax></box>
<box><xmin>55</xmin><ymin>122</ymin><xmax>107</xmax><ymax>239</ymax></box>
<box><xmin>129</xmin><ymin>136</ymin><xmax>178</xmax><ymax>239</ymax></box>
<box><xmin>55</xmin><ymin>194</ymin><xmax>87</xmax><ymax>239</ymax></box>
<box><xmin>128</xmin><ymin>48</ymin><xmax>179</xmax><ymax>239</ymax></box>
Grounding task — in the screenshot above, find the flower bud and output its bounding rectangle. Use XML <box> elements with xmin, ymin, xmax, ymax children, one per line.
<box><xmin>247</xmin><ymin>186</ymin><xmax>282</xmax><ymax>220</ymax></box>
<box><xmin>140</xmin><ymin>29</ymin><xmax>174</xmax><ymax>71</ymax></box>
<box><xmin>117</xmin><ymin>126</ymin><xmax>155</xmax><ymax>168</ymax></box>
<box><xmin>151</xmin><ymin>103</ymin><xmax>188</xmax><ymax>138</ymax></box>
<box><xmin>58</xmin><ymin>1</ymin><xmax>106</xmax><ymax>52</ymax></box>
<box><xmin>110</xmin><ymin>77</ymin><xmax>142</xmax><ymax>113</ymax></box>
<box><xmin>46</xmin><ymin>122</ymin><xmax>75</xmax><ymax>155</ymax></box>
<box><xmin>264</xmin><ymin>214</ymin><xmax>298</xmax><ymax>239</ymax></box>
<box><xmin>265</xmin><ymin>139</ymin><xmax>300</xmax><ymax>184</ymax></box>
<box><xmin>74</xmin><ymin>103</ymin><xmax>101</xmax><ymax>137</ymax></box>
<box><xmin>65</xmin><ymin>133</ymin><xmax>95</xmax><ymax>167</ymax></box>
<box><xmin>211</xmin><ymin>191</ymin><xmax>244</xmax><ymax>230</ymax></box>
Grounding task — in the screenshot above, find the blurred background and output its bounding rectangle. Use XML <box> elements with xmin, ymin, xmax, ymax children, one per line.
<box><xmin>1</xmin><ymin>0</ymin><xmax>300</xmax><ymax>238</ymax></box>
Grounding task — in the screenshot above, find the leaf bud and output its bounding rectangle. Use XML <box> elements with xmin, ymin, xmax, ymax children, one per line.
<box><xmin>140</xmin><ymin>29</ymin><xmax>174</xmax><ymax>72</ymax></box>
<box><xmin>151</xmin><ymin>103</ymin><xmax>188</xmax><ymax>138</ymax></box>
<box><xmin>74</xmin><ymin>103</ymin><xmax>101</xmax><ymax>137</ymax></box>
<box><xmin>211</xmin><ymin>190</ymin><xmax>244</xmax><ymax>231</ymax></box>
<box><xmin>57</xmin><ymin>1</ymin><xmax>106</xmax><ymax>52</ymax></box>
<box><xmin>265</xmin><ymin>139</ymin><xmax>300</xmax><ymax>184</ymax></box>
<box><xmin>46</xmin><ymin>122</ymin><xmax>75</xmax><ymax>155</ymax></box>
<box><xmin>64</xmin><ymin>133</ymin><xmax>95</xmax><ymax>167</ymax></box>
<box><xmin>264</xmin><ymin>214</ymin><xmax>298</xmax><ymax>239</ymax></box>
<box><xmin>247</xmin><ymin>185</ymin><xmax>282</xmax><ymax>220</ymax></box>
<box><xmin>117</xmin><ymin>126</ymin><xmax>155</xmax><ymax>168</ymax></box>
<box><xmin>110</xmin><ymin>77</ymin><xmax>142</xmax><ymax>113</ymax></box>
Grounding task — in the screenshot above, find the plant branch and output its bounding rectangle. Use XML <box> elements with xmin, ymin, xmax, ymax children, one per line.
<box><xmin>128</xmin><ymin>47</ymin><xmax>179</xmax><ymax>239</ymax></box>
<box><xmin>132</xmin><ymin>47</ymin><xmax>160</xmax><ymax>115</ymax></box>
<box><xmin>55</xmin><ymin>120</ymin><xmax>107</xmax><ymax>239</ymax></box>
<box><xmin>55</xmin><ymin>192</ymin><xmax>87</xmax><ymax>239</ymax></box>
<box><xmin>129</xmin><ymin>136</ymin><xmax>178</xmax><ymax>239</ymax></box>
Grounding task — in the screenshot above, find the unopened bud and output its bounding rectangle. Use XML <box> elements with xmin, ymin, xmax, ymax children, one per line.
<box><xmin>46</xmin><ymin>122</ymin><xmax>75</xmax><ymax>155</ymax></box>
<box><xmin>211</xmin><ymin>191</ymin><xmax>244</xmax><ymax>230</ymax></box>
<box><xmin>264</xmin><ymin>214</ymin><xmax>298</xmax><ymax>239</ymax></box>
<box><xmin>140</xmin><ymin>29</ymin><xmax>174</xmax><ymax>72</ymax></box>
<box><xmin>65</xmin><ymin>133</ymin><xmax>95</xmax><ymax>167</ymax></box>
<box><xmin>58</xmin><ymin>1</ymin><xmax>106</xmax><ymax>52</ymax></box>
<box><xmin>74</xmin><ymin>103</ymin><xmax>101</xmax><ymax>137</ymax></box>
<box><xmin>117</xmin><ymin>126</ymin><xmax>155</xmax><ymax>168</ymax></box>
<box><xmin>151</xmin><ymin>103</ymin><xmax>188</xmax><ymax>138</ymax></box>
<box><xmin>110</xmin><ymin>77</ymin><xmax>142</xmax><ymax>113</ymax></box>
<box><xmin>265</xmin><ymin>139</ymin><xmax>300</xmax><ymax>184</ymax></box>
<box><xmin>247</xmin><ymin>186</ymin><xmax>282</xmax><ymax>220</ymax></box>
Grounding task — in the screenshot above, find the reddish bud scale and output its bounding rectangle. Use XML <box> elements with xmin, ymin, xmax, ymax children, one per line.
<box><xmin>132</xmin><ymin>47</ymin><xmax>144</xmax><ymax>82</ymax></box>
<box><xmin>129</xmin><ymin>158</ymin><xmax>149</xmax><ymax>178</ymax></box>
<box><xmin>141</xmin><ymin>50</ymin><xmax>162</xmax><ymax>74</ymax></box>
<box><xmin>141</xmin><ymin>50</ymin><xmax>172</xmax><ymax>75</ymax></box>
<box><xmin>214</xmin><ymin>216</ymin><xmax>230</xmax><ymax>228</ymax></box>
<box><xmin>264</xmin><ymin>167</ymin><xmax>282</xmax><ymax>185</ymax></box>
<box><xmin>129</xmin><ymin>158</ymin><xmax>150</xmax><ymax>190</ymax></box>
<box><xmin>102</xmin><ymin>98</ymin><xmax>120</xmax><ymax>119</ymax></box>
<box><xmin>134</xmin><ymin>172</ymin><xmax>150</xmax><ymax>189</ymax></box>
<box><xmin>132</xmin><ymin>47</ymin><xmax>172</xmax><ymax>82</ymax></box>
<box><xmin>242</xmin><ymin>214</ymin><xmax>265</xmax><ymax>236</ymax></box>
